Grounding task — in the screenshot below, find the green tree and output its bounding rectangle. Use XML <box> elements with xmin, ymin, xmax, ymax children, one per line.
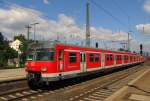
<box><xmin>0</xmin><ymin>32</ymin><xmax>18</xmax><ymax>67</ymax></box>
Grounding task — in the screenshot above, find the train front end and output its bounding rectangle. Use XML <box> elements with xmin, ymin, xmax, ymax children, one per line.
<box><xmin>25</xmin><ymin>44</ymin><xmax>57</xmax><ymax>88</ymax></box>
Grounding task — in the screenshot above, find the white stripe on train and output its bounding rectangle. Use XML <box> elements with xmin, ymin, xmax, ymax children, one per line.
<box><xmin>41</xmin><ymin>62</ymin><xmax>140</xmax><ymax>78</ymax></box>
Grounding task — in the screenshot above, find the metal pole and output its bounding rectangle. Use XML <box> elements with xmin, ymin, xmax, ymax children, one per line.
<box><xmin>25</xmin><ymin>25</ymin><xmax>32</xmax><ymax>42</ymax></box>
<box><xmin>128</xmin><ymin>31</ymin><xmax>132</xmax><ymax>52</ymax></box>
<box><xmin>86</xmin><ymin>0</ymin><xmax>90</xmax><ymax>47</ymax></box>
<box><xmin>127</xmin><ymin>32</ymin><xmax>129</xmax><ymax>51</ymax></box>
<box><xmin>33</xmin><ymin>25</ymin><xmax>36</xmax><ymax>41</ymax></box>
<box><xmin>31</xmin><ymin>23</ymin><xmax>39</xmax><ymax>42</ymax></box>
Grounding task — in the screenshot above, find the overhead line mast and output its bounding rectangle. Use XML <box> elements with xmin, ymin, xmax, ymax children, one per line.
<box><xmin>25</xmin><ymin>25</ymin><xmax>32</xmax><ymax>42</ymax></box>
<box><xmin>86</xmin><ymin>0</ymin><xmax>90</xmax><ymax>47</ymax></box>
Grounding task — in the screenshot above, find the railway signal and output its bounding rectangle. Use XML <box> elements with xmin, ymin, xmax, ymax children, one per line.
<box><xmin>96</xmin><ymin>42</ymin><xmax>98</xmax><ymax>48</ymax></box>
<box><xmin>140</xmin><ymin>44</ymin><xmax>143</xmax><ymax>55</ymax></box>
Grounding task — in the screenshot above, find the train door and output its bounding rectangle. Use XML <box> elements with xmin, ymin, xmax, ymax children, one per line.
<box><xmin>122</xmin><ymin>55</ymin><xmax>124</xmax><ymax>64</ymax></box>
<box><xmin>114</xmin><ymin>55</ymin><xmax>116</xmax><ymax>65</ymax></box>
<box><xmin>80</xmin><ymin>52</ymin><xmax>86</xmax><ymax>72</ymax></box>
<box><xmin>101</xmin><ymin>52</ymin><xmax>105</xmax><ymax>68</ymax></box>
<box><xmin>58</xmin><ymin>50</ymin><xmax>64</xmax><ymax>73</ymax></box>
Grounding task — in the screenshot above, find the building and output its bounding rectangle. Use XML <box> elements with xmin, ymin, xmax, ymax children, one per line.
<box><xmin>9</xmin><ymin>39</ymin><xmax>22</xmax><ymax>54</ymax></box>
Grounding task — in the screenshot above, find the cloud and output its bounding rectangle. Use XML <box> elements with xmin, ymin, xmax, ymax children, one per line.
<box><xmin>136</xmin><ymin>24</ymin><xmax>150</xmax><ymax>34</ymax></box>
<box><xmin>43</xmin><ymin>0</ymin><xmax>49</xmax><ymax>4</ymax></box>
<box><xmin>135</xmin><ymin>0</ymin><xmax>150</xmax><ymax>35</ymax></box>
<box><xmin>143</xmin><ymin>42</ymin><xmax>150</xmax><ymax>52</ymax></box>
<box><xmin>0</xmin><ymin>4</ymin><xmax>130</xmax><ymax>42</ymax></box>
<box><xmin>144</xmin><ymin>0</ymin><xmax>150</xmax><ymax>14</ymax></box>
<box><xmin>91</xmin><ymin>27</ymin><xmax>130</xmax><ymax>41</ymax></box>
<box><xmin>0</xmin><ymin>5</ymin><xmax>43</xmax><ymax>39</ymax></box>
<box><xmin>0</xmin><ymin>4</ymin><xmax>149</xmax><ymax>52</ymax></box>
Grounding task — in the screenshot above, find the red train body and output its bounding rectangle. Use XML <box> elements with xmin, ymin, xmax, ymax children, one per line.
<box><xmin>25</xmin><ymin>42</ymin><xmax>145</xmax><ymax>87</ymax></box>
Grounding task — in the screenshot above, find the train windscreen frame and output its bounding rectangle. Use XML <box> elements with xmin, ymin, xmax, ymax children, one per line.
<box><xmin>35</xmin><ymin>51</ymin><xmax>55</xmax><ymax>61</ymax></box>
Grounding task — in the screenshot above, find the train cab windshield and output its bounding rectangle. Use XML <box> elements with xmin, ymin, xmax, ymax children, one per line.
<box><xmin>35</xmin><ymin>51</ymin><xmax>54</xmax><ymax>61</ymax></box>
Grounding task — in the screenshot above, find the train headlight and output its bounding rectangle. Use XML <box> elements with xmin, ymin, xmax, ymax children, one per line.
<box><xmin>41</xmin><ymin>67</ymin><xmax>47</xmax><ymax>72</ymax></box>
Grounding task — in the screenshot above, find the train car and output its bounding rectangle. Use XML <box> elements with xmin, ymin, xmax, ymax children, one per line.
<box><xmin>25</xmin><ymin>42</ymin><xmax>144</xmax><ymax>88</ymax></box>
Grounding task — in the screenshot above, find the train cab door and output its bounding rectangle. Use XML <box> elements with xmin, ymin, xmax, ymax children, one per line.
<box><xmin>80</xmin><ymin>52</ymin><xmax>86</xmax><ymax>72</ymax></box>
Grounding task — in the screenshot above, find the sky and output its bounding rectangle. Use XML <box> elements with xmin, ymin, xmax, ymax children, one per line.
<box><xmin>0</xmin><ymin>0</ymin><xmax>150</xmax><ymax>52</ymax></box>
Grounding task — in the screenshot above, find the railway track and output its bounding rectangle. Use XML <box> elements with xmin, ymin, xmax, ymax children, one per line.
<box><xmin>0</xmin><ymin>79</ymin><xmax>27</xmax><ymax>95</ymax></box>
<box><xmin>0</xmin><ymin>63</ymin><xmax>148</xmax><ymax>101</ymax></box>
<box><xmin>69</xmin><ymin>68</ymin><xmax>145</xmax><ymax>101</ymax></box>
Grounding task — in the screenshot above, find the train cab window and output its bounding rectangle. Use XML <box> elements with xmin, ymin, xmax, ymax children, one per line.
<box><xmin>95</xmin><ymin>54</ymin><xmax>100</xmax><ymax>62</ymax></box>
<box><xmin>90</xmin><ymin>53</ymin><xmax>94</xmax><ymax>62</ymax></box>
<box><xmin>36</xmin><ymin>51</ymin><xmax>54</xmax><ymax>61</ymax></box>
<box><xmin>69</xmin><ymin>52</ymin><xmax>77</xmax><ymax>63</ymax></box>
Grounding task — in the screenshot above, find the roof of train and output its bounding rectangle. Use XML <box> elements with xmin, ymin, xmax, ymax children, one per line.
<box><xmin>28</xmin><ymin>41</ymin><xmax>140</xmax><ymax>56</ymax></box>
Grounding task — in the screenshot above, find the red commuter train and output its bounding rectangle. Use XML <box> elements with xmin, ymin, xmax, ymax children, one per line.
<box><xmin>25</xmin><ymin>41</ymin><xmax>145</xmax><ymax>88</ymax></box>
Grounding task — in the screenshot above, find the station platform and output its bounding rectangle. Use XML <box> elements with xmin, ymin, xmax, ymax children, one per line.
<box><xmin>104</xmin><ymin>67</ymin><xmax>150</xmax><ymax>101</ymax></box>
<box><xmin>0</xmin><ymin>68</ymin><xmax>26</xmax><ymax>83</ymax></box>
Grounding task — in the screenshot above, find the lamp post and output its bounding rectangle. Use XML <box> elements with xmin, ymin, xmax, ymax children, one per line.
<box><xmin>30</xmin><ymin>22</ymin><xmax>39</xmax><ymax>41</ymax></box>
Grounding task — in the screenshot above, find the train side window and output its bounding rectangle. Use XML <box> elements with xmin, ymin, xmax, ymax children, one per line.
<box><xmin>80</xmin><ymin>53</ymin><xmax>86</xmax><ymax>62</ymax></box>
<box><xmin>131</xmin><ymin>56</ymin><xmax>132</xmax><ymax>61</ymax></box>
<box><xmin>83</xmin><ymin>53</ymin><xmax>86</xmax><ymax>62</ymax></box>
<box><xmin>90</xmin><ymin>53</ymin><xmax>94</xmax><ymax>62</ymax></box>
<box><xmin>69</xmin><ymin>52</ymin><xmax>77</xmax><ymax>63</ymax></box>
<box><xmin>80</xmin><ymin>54</ymin><xmax>82</xmax><ymax>62</ymax></box>
<box><xmin>107</xmin><ymin>55</ymin><xmax>109</xmax><ymax>61</ymax></box>
<box><xmin>95</xmin><ymin>54</ymin><xmax>100</xmax><ymax>62</ymax></box>
<box><xmin>59</xmin><ymin>50</ymin><xmax>63</xmax><ymax>60</ymax></box>
<box><xmin>117</xmin><ymin>55</ymin><xmax>120</xmax><ymax>60</ymax></box>
<box><xmin>110</xmin><ymin>55</ymin><xmax>112</xmax><ymax>61</ymax></box>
